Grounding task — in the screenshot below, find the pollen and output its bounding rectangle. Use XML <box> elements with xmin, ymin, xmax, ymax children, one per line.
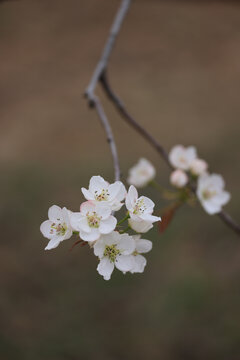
<box><xmin>95</xmin><ymin>189</ymin><xmax>109</xmax><ymax>201</ymax></box>
<box><xmin>51</xmin><ymin>222</ymin><xmax>67</xmax><ymax>236</ymax></box>
<box><xmin>133</xmin><ymin>198</ymin><xmax>146</xmax><ymax>215</ymax></box>
<box><xmin>87</xmin><ymin>211</ymin><xmax>101</xmax><ymax>228</ymax></box>
<box><xmin>104</xmin><ymin>244</ymin><xmax>120</xmax><ymax>263</ymax></box>
<box><xmin>202</xmin><ymin>189</ymin><xmax>217</xmax><ymax>200</ymax></box>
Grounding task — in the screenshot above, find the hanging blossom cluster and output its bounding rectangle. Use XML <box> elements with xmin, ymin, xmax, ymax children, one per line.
<box><xmin>127</xmin><ymin>147</ymin><xmax>231</xmax><ymax>217</ymax></box>
<box><xmin>40</xmin><ymin>176</ymin><xmax>160</xmax><ymax>280</ymax></box>
<box><xmin>168</xmin><ymin>145</ymin><xmax>231</xmax><ymax>214</ymax></box>
<box><xmin>40</xmin><ymin>147</ymin><xmax>231</xmax><ymax>280</ymax></box>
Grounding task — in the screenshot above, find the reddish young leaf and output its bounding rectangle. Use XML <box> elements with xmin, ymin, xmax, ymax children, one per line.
<box><xmin>159</xmin><ymin>203</ymin><xmax>180</xmax><ymax>233</ymax></box>
<box><xmin>69</xmin><ymin>239</ymin><xmax>87</xmax><ymax>251</ymax></box>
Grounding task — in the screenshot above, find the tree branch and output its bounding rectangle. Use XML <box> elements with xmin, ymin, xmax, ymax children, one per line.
<box><xmin>100</xmin><ymin>71</ymin><xmax>173</xmax><ymax>169</ymax></box>
<box><xmin>84</xmin><ymin>0</ymin><xmax>132</xmax><ymax>181</ymax></box>
<box><xmin>85</xmin><ymin>0</ymin><xmax>132</xmax><ymax>105</ymax></box>
<box><xmin>94</xmin><ymin>95</ymin><xmax>121</xmax><ymax>181</ymax></box>
<box><xmin>85</xmin><ymin>0</ymin><xmax>240</xmax><ymax>236</ymax></box>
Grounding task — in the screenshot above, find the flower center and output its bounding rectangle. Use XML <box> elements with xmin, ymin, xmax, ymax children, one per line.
<box><xmin>94</xmin><ymin>189</ymin><xmax>109</xmax><ymax>202</ymax></box>
<box><xmin>87</xmin><ymin>212</ymin><xmax>101</xmax><ymax>228</ymax></box>
<box><xmin>133</xmin><ymin>250</ymin><xmax>138</xmax><ymax>256</ymax></box>
<box><xmin>133</xmin><ymin>198</ymin><xmax>146</xmax><ymax>215</ymax></box>
<box><xmin>179</xmin><ymin>156</ymin><xmax>187</xmax><ymax>164</ymax></box>
<box><xmin>104</xmin><ymin>244</ymin><xmax>120</xmax><ymax>263</ymax></box>
<box><xmin>202</xmin><ymin>189</ymin><xmax>217</xmax><ymax>200</ymax></box>
<box><xmin>50</xmin><ymin>222</ymin><xmax>67</xmax><ymax>236</ymax></box>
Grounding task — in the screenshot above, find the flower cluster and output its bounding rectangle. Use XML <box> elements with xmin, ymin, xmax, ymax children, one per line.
<box><xmin>169</xmin><ymin>145</ymin><xmax>231</xmax><ymax>214</ymax></box>
<box><xmin>40</xmin><ymin>176</ymin><xmax>160</xmax><ymax>280</ymax></box>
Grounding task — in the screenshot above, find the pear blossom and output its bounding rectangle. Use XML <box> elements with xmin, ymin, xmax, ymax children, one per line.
<box><xmin>190</xmin><ymin>158</ymin><xmax>208</xmax><ymax>176</ymax></box>
<box><xmin>94</xmin><ymin>232</ymin><xmax>135</xmax><ymax>280</ymax></box>
<box><xmin>81</xmin><ymin>175</ymin><xmax>126</xmax><ymax>211</ymax></box>
<box><xmin>70</xmin><ymin>201</ymin><xmax>117</xmax><ymax>242</ymax></box>
<box><xmin>170</xmin><ymin>169</ymin><xmax>188</xmax><ymax>188</ymax></box>
<box><xmin>40</xmin><ymin>205</ymin><xmax>73</xmax><ymax>250</ymax></box>
<box><xmin>126</xmin><ymin>185</ymin><xmax>161</xmax><ymax>233</ymax></box>
<box><xmin>127</xmin><ymin>158</ymin><xmax>156</xmax><ymax>188</ymax></box>
<box><xmin>169</xmin><ymin>145</ymin><xmax>197</xmax><ymax>170</ymax></box>
<box><xmin>130</xmin><ymin>235</ymin><xmax>152</xmax><ymax>273</ymax></box>
<box><xmin>197</xmin><ymin>173</ymin><xmax>231</xmax><ymax>215</ymax></box>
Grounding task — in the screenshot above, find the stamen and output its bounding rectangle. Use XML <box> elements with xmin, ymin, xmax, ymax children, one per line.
<box><xmin>104</xmin><ymin>244</ymin><xmax>120</xmax><ymax>263</ymax></box>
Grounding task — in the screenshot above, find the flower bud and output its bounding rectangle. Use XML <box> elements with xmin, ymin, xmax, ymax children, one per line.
<box><xmin>170</xmin><ymin>169</ymin><xmax>188</xmax><ymax>188</ymax></box>
<box><xmin>127</xmin><ymin>158</ymin><xmax>155</xmax><ymax>188</ymax></box>
<box><xmin>190</xmin><ymin>159</ymin><xmax>208</xmax><ymax>176</ymax></box>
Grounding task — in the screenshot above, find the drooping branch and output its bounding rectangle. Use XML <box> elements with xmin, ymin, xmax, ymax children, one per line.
<box><xmin>94</xmin><ymin>96</ymin><xmax>121</xmax><ymax>181</ymax></box>
<box><xmin>100</xmin><ymin>71</ymin><xmax>173</xmax><ymax>169</ymax></box>
<box><xmin>85</xmin><ymin>0</ymin><xmax>132</xmax><ymax>105</ymax></box>
<box><xmin>85</xmin><ymin>0</ymin><xmax>240</xmax><ymax>236</ymax></box>
<box><xmin>85</xmin><ymin>0</ymin><xmax>132</xmax><ymax>181</ymax></box>
<box><xmin>218</xmin><ymin>211</ymin><xmax>240</xmax><ymax>236</ymax></box>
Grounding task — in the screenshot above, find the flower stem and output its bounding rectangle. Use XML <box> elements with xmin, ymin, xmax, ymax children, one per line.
<box><xmin>117</xmin><ymin>213</ymin><xmax>130</xmax><ymax>226</ymax></box>
<box><xmin>120</xmin><ymin>225</ymin><xmax>131</xmax><ymax>234</ymax></box>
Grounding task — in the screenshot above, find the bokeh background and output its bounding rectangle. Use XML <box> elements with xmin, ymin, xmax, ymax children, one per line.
<box><xmin>1</xmin><ymin>0</ymin><xmax>240</xmax><ymax>359</ymax></box>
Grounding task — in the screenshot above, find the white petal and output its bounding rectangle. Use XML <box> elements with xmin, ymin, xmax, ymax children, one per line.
<box><xmin>95</xmin><ymin>203</ymin><xmax>111</xmax><ymax>220</ymax></box>
<box><xmin>210</xmin><ymin>174</ymin><xmax>225</xmax><ymax>189</ymax></box>
<box><xmin>139</xmin><ymin>196</ymin><xmax>155</xmax><ymax>212</ymax></box>
<box><xmin>93</xmin><ymin>239</ymin><xmax>105</xmax><ymax>257</ymax></box>
<box><xmin>217</xmin><ymin>191</ymin><xmax>231</xmax><ymax>205</ymax></box>
<box><xmin>62</xmin><ymin>207</ymin><xmax>72</xmax><ymax>227</ymax></box>
<box><xmin>40</xmin><ymin>220</ymin><xmax>54</xmax><ymax>239</ymax></box>
<box><xmin>45</xmin><ymin>237</ymin><xmax>61</xmax><ymax>250</ymax></box>
<box><xmin>97</xmin><ymin>258</ymin><xmax>114</xmax><ymax>280</ymax></box>
<box><xmin>115</xmin><ymin>255</ymin><xmax>134</xmax><ymax>272</ymax></box>
<box><xmin>114</xmin><ymin>181</ymin><xmax>127</xmax><ymax>202</ymax></box>
<box><xmin>89</xmin><ymin>176</ymin><xmax>108</xmax><ymax>193</ymax></box>
<box><xmin>80</xmin><ymin>201</ymin><xmax>96</xmax><ymax>215</ymax></box>
<box><xmin>80</xmin><ymin>228</ymin><xmax>100</xmax><ymax>242</ymax></box>
<box><xmin>81</xmin><ymin>188</ymin><xmax>95</xmax><ymax>201</ymax></box>
<box><xmin>101</xmin><ymin>231</ymin><xmax>119</xmax><ymax>246</ymax></box>
<box><xmin>64</xmin><ymin>228</ymin><xmax>73</xmax><ymax>240</ymax></box>
<box><xmin>140</xmin><ymin>213</ymin><xmax>161</xmax><ymax>223</ymax></box>
<box><xmin>108</xmin><ymin>182</ymin><xmax>122</xmax><ymax>201</ymax></box>
<box><xmin>48</xmin><ymin>205</ymin><xmax>63</xmax><ymax>221</ymax></box>
<box><xmin>111</xmin><ymin>201</ymin><xmax>124</xmax><ymax>211</ymax></box>
<box><xmin>129</xmin><ymin>219</ymin><xmax>153</xmax><ymax>233</ymax></box>
<box><xmin>70</xmin><ymin>212</ymin><xmax>90</xmax><ymax>233</ymax></box>
<box><xmin>131</xmin><ymin>254</ymin><xmax>147</xmax><ymax>273</ymax></box>
<box><xmin>125</xmin><ymin>185</ymin><xmax>138</xmax><ymax>211</ymax></box>
<box><xmin>116</xmin><ymin>233</ymin><xmax>135</xmax><ymax>255</ymax></box>
<box><xmin>99</xmin><ymin>216</ymin><xmax>117</xmax><ymax>234</ymax></box>
<box><xmin>135</xmin><ymin>239</ymin><xmax>152</xmax><ymax>253</ymax></box>
<box><xmin>201</xmin><ymin>199</ymin><xmax>221</xmax><ymax>215</ymax></box>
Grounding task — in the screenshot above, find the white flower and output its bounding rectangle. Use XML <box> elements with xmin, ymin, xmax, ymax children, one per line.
<box><xmin>130</xmin><ymin>235</ymin><xmax>152</xmax><ymax>273</ymax></box>
<box><xmin>190</xmin><ymin>158</ymin><xmax>208</xmax><ymax>176</ymax></box>
<box><xmin>81</xmin><ymin>175</ymin><xmax>126</xmax><ymax>211</ymax></box>
<box><xmin>170</xmin><ymin>169</ymin><xmax>188</xmax><ymax>188</ymax></box>
<box><xmin>169</xmin><ymin>145</ymin><xmax>197</xmax><ymax>170</ymax></box>
<box><xmin>127</xmin><ymin>158</ymin><xmax>156</xmax><ymax>188</ymax></box>
<box><xmin>94</xmin><ymin>232</ymin><xmax>135</xmax><ymax>280</ymax></box>
<box><xmin>70</xmin><ymin>201</ymin><xmax>117</xmax><ymax>242</ymax></box>
<box><xmin>40</xmin><ymin>205</ymin><xmax>73</xmax><ymax>250</ymax></box>
<box><xmin>197</xmin><ymin>173</ymin><xmax>231</xmax><ymax>215</ymax></box>
<box><xmin>126</xmin><ymin>185</ymin><xmax>161</xmax><ymax>233</ymax></box>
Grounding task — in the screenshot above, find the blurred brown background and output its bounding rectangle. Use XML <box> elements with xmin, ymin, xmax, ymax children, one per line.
<box><xmin>0</xmin><ymin>0</ymin><xmax>240</xmax><ymax>359</ymax></box>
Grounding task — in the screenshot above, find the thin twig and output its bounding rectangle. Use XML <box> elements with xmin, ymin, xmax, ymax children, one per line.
<box><xmin>84</xmin><ymin>0</ymin><xmax>131</xmax><ymax>181</ymax></box>
<box><xmin>218</xmin><ymin>211</ymin><xmax>240</xmax><ymax>235</ymax></box>
<box><xmin>85</xmin><ymin>0</ymin><xmax>132</xmax><ymax>105</ymax></box>
<box><xmin>94</xmin><ymin>95</ymin><xmax>121</xmax><ymax>181</ymax></box>
<box><xmin>100</xmin><ymin>71</ymin><xmax>173</xmax><ymax>169</ymax></box>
